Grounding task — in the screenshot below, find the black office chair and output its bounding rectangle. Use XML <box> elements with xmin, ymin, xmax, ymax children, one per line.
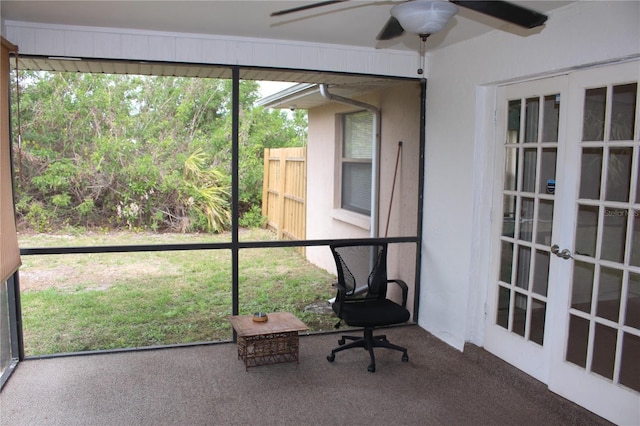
<box><xmin>326</xmin><ymin>242</ymin><xmax>410</xmax><ymax>372</ymax></box>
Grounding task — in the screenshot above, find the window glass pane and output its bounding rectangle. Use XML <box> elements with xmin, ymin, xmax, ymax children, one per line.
<box><xmin>507</xmin><ymin>100</ymin><xmax>521</xmax><ymax>143</ymax></box>
<box><xmin>601</xmin><ymin>208</ymin><xmax>627</xmax><ymax>263</ymax></box>
<box><xmin>572</xmin><ymin>261</ymin><xmax>594</xmax><ymax>313</ymax></box>
<box><xmin>575</xmin><ymin>204</ymin><xmax>599</xmax><ymax>257</ymax></box>
<box><xmin>631</xmin><ymin>211</ymin><xmax>640</xmax><ymax>266</ymax></box>
<box><xmin>1</xmin><ymin>279</ymin><xmax>12</xmax><ymax>377</ymax></box>
<box><xmin>513</xmin><ymin>292</ymin><xmax>527</xmax><ymax>337</ymax></box>
<box><xmin>620</xmin><ymin>332</ymin><xmax>640</xmax><ymax>392</ymax></box>
<box><xmin>502</xmin><ymin>195</ymin><xmax>516</xmax><ymax>237</ymax></box>
<box><xmin>542</xmin><ymin>94</ymin><xmax>560</xmax><ymax>142</ymax></box>
<box><xmin>522</xmin><ymin>148</ymin><xmax>537</xmax><ymax>192</ymax></box>
<box><xmin>566</xmin><ymin>314</ymin><xmax>589</xmax><ymax>368</ymax></box>
<box><xmin>592</xmin><ymin>323</ymin><xmax>617</xmax><ymax>380</ymax></box>
<box><xmin>500</xmin><ymin>242</ymin><xmax>514</xmax><ymax>284</ymax></box>
<box><xmin>626</xmin><ymin>273</ymin><xmax>640</xmax><ymax>328</ymax></box>
<box><xmin>610</xmin><ymin>83</ymin><xmax>637</xmax><ymax>141</ymax></box>
<box><xmin>343</xmin><ymin>111</ymin><xmax>373</xmax><ymax>159</ymax></box>
<box><xmin>497</xmin><ymin>286</ymin><xmax>510</xmax><ymax>329</ymax></box>
<box><xmin>539</xmin><ymin>148</ymin><xmax>557</xmax><ymax>195</ymax></box>
<box><xmin>529</xmin><ymin>299</ymin><xmax>546</xmax><ymax>345</ymax></box>
<box><xmin>583</xmin><ymin>87</ymin><xmax>607</xmax><ymax>141</ymax></box>
<box><xmin>524</xmin><ymin>97</ymin><xmax>539</xmax><ymax>143</ymax></box>
<box><xmin>536</xmin><ymin>199</ymin><xmax>553</xmax><ymax>245</ymax></box>
<box><xmin>579</xmin><ymin>148</ymin><xmax>602</xmax><ymax>200</ymax></box>
<box><xmin>519</xmin><ymin>197</ymin><xmax>534</xmax><ymax>241</ymax></box>
<box><xmin>532</xmin><ymin>250</ymin><xmax>549</xmax><ymax>296</ymax></box>
<box><xmin>341</xmin><ymin>162</ymin><xmax>371</xmax><ymax>215</ymax></box>
<box><xmin>597</xmin><ymin>266</ymin><xmax>622</xmax><ymax>322</ymax></box>
<box><xmin>504</xmin><ymin>147</ymin><xmax>518</xmax><ymax>190</ymax></box>
<box><xmin>516</xmin><ymin>245</ymin><xmax>531</xmax><ymax>290</ymax></box>
<box><xmin>606</xmin><ymin>148</ymin><xmax>632</xmax><ymax>202</ymax></box>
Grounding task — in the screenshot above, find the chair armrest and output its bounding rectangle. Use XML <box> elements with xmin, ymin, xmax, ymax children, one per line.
<box><xmin>388</xmin><ymin>279</ymin><xmax>408</xmax><ymax>308</ymax></box>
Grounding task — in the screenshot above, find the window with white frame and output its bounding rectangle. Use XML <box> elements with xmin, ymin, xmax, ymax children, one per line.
<box><xmin>341</xmin><ymin>110</ymin><xmax>373</xmax><ymax>216</ymax></box>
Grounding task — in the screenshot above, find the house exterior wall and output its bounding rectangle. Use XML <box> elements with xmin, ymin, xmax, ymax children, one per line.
<box><xmin>421</xmin><ymin>0</ymin><xmax>640</xmax><ymax>351</ymax></box>
<box><xmin>305</xmin><ymin>82</ymin><xmax>422</xmax><ymax>313</ymax></box>
<box><xmin>1</xmin><ymin>20</ymin><xmax>419</xmax><ymax>78</ymax></box>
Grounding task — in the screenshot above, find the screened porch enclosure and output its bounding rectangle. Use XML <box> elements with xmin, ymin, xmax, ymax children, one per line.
<box><xmin>6</xmin><ymin>58</ymin><xmax>424</xmax><ymax>359</ymax></box>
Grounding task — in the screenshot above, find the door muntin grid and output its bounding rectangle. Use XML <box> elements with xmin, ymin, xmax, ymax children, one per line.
<box><xmin>569</xmin><ymin>82</ymin><xmax>640</xmax><ymax>393</ymax></box>
<box><xmin>497</xmin><ymin>93</ymin><xmax>560</xmax><ymax>346</ymax></box>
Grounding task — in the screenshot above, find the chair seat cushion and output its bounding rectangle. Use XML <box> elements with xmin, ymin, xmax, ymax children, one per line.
<box><xmin>333</xmin><ymin>298</ymin><xmax>410</xmax><ymax>327</ymax></box>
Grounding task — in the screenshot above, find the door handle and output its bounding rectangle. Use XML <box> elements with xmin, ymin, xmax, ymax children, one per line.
<box><xmin>551</xmin><ymin>244</ymin><xmax>573</xmax><ymax>260</ymax></box>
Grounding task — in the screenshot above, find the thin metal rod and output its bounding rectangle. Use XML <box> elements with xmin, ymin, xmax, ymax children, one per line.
<box><xmin>385</xmin><ymin>141</ymin><xmax>402</xmax><ymax>237</ymax></box>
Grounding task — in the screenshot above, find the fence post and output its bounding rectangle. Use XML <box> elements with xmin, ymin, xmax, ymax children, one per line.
<box><xmin>276</xmin><ymin>149</ymin><xmax>287</xmax><ymax>239</ymax></box>
<box><xmin>262</xmin><ymin>148</ymin><xmax>270</xmax><ymax>224</ymax></box>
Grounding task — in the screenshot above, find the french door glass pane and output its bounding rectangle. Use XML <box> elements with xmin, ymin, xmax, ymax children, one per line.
<box><xmin>539</xmin><ymin>148</ymin><xmax>557</xmax><ymax>195</ymax></box>
<box><xmin>513</xmin><ymin>292</ymin><xmax>527</xmax><ymax>337</ymax></box>
<box><xmin>566</xmin><ymin>315</ymin><xmax>589</xmax><ymax>368</ymax></box>
<box><xmin>592</xmin><ymin>323</ymin><xmax>617</xmax><ymax>380</ymax></box>
<box><xmin>626</xmin><ymin>273</ymin><xmax>640</xmax><ymax>328</ymax></box>
<box><xmin>516</xmin><ymin>245</ymin><xmax>531</xmax><ymax>290</ymax></box>
<box><xmin>507</xmin><ymin>100</ymin><xmax>521</xmax><ymax>143</ymax></box>
<box><xmin>575</xmin><ymin>204</ymin><xmax>599</xmax><ymax>257</ymax></box>
<box><xmin>502</xmin><ymin>195</ymin><xmax>516</xmax><ymax>237</ymax></box>
<box><xmin>606</xmin><ymin>148</ymin><xmax>632</xmax><ymax>202</ymax></box>
<box><xmin>536</xmin><ymin>199</ymin><xmax>554</xmax><ymax>245</ymax></box>
<box><xmin>532</xmin><ymin>249</ymin><xmax>549</xmax><ymax>296</ymax></box>
<box><xmin>530</xmin><ymin>299</ymin><xmax>546</xmax><ymax>345</ymax></box>
<box><xmin>504</xmin><ymin>148</ymin><xmax>517</xmax><ymax>190</ymax></box>
<box><xmin>579</xmin><ymin>148</ymin><xmax>603</xmax><ymax>199</ymax></box>
<box><xmin>519</xmin><ymin>197</ymin><xmax>534</xmax><ymax>241</ymax></box>
<box><xmin>500</xmin><ymin>241</ymin><xmax>514</xmax><ymax>284</ymax></box>
<box><xmin>523</xmin><ymin>148</ymin><xmax>537</xmax><ymax>192</ymax></box>
<box><xmin>631</xmin><ymin>212</ymin><xmax>640</xmax><ymax>266</ymax></box>
<box><xmin>524</xmin><ymin>97</ymin><xmax>539</xmax><ymax>143</ymax></box>
<box><xmin>497</xmin><ymin>286</ymin><xmax>510</xmax><ymax>329</ymax></box>
<box><xmin>542</xmin><ymin>94</ymin><xmax>560</xmax><ymax>142</ymax></box>
<box><xmin>572</xmin><ymin>261</ymin><xmax>594</xmax><ymax>312</ymax></box>
<box><xmin>583</xmin><ymin>87</ymin><xmax>607</xmax><ymax>141</ymax></box>
<box><xmin>601</xmin><ymin>208</ymin><xmax>627</xmax><ymax>263</ymax></box>
<box><xmin>620</xmin><ymin>333</ymin><xmax>640</xmax><ymax>392</ymax></box>
<box><xmin>610</xmin><ymin>83</ymin><xmax>637</xmax><ymax>141</ymax></box>
<box><xmin>597</xmin><ymin>266</ymin><xmax>622</xmax><ymax>322</ymax></box>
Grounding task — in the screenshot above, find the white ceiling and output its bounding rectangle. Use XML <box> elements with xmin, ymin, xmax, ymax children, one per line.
<box><xmin>1</xmin><ymin>0</ymin><xmax>571</xmax><ymax>53</ymax></box>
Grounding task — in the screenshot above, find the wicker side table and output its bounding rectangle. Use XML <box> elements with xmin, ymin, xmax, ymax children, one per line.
<box><xmin>228</xmin><ymin>312</ymin><xmax>308</xmax><ymax>370</ymax></box>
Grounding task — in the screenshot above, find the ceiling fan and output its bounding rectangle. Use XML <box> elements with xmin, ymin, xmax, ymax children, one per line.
<box><xmin>270</xmin><ymin>0</ymin><xmax>548</xmax><ymax>41</ymax></box>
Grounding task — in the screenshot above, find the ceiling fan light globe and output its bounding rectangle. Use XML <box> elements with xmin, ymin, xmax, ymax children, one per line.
<box><xmin>390</xmin><ymin>0</ymin><xmax>458</xmax><ymax>35</ymax></box>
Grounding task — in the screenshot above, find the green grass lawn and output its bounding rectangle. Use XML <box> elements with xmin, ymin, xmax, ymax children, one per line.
<box><xmin>18</xmin><ymin>229</ymin><xmax>337</xmax><ymax>356</ymax></box>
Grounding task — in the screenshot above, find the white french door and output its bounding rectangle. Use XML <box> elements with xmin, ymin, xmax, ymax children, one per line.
<box><xmin>486</xmin><ymin>61</ymin><xmax>640</xmax><ymax>425</ymax></box>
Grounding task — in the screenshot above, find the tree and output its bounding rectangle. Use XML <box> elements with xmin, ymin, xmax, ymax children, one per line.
<box><xmin>12</xmin><ymin>71</ymin><xmax>307</xmax><ymax>232</ymax></box>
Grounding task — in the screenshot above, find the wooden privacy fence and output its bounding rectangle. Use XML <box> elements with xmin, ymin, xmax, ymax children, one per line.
<box><xmin>262</xmin><ymin>147</ymin><xmax>307</xmax><ymax>245</ymax></box>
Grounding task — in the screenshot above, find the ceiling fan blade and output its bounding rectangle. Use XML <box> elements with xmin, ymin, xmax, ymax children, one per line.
<box><xmin>376</xmin><ymin>16</ymin><xmax>405</xmax><ymax>40</ymax></box>
<box><xmin>270</xmin><ymin>0</ymin><xmax>350</xmax><ymax>17</ymax></box>
<box><xmin>450</xmin><ymin>1</ymin><xmax>548</xmax><ymax>29</ymax></box>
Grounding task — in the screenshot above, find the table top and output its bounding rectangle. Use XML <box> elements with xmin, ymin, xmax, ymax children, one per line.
<box><xmin>228</xmin><ymin>312</ymin><xmax>308</xmax><ymax>337</ymax></box>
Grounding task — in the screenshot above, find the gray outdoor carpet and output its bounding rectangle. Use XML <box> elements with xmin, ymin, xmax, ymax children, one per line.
<box><xmin>0</xmin><ymin>325</ymin><xmax>609</xmax><ymax>426</ymax></box>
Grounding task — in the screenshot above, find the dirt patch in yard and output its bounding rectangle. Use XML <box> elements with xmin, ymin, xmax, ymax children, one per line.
<box><xmin>19</xmin><ymin>260</ymin><xmax>173</xmax><ymax>292</ymax></box>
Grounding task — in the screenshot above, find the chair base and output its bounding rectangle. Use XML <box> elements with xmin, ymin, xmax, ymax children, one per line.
<box><xmin>326</xmin><ymin>327</ymin><xmax>409</xmax><ymax>372</ymax></box>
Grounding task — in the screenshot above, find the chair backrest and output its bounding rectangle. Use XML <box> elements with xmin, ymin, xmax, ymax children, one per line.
<box><xmin>330</xmin><ymin>243</ymin><xmax>388</xmax><ymax>299</ymax></box>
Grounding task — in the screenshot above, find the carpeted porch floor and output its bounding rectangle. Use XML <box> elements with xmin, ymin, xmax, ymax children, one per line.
<box><xmin>0</xmin><ymin>325</ymin><xmax>609</xmax><ymax>425</ymax></box>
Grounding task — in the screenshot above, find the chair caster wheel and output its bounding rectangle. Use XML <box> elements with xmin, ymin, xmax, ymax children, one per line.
<box><xmin>367</xmin><ymin>364</ymin><xmax>376</xmax><ymax>373</ymax></box>
<box><xmin>338</xmin><ymin>339</ymin><xmax>345</xmax><ymax>345</ymax></box>
<box><xmin>327</xmin><ymin>353</ymin><xmax>335</xmax><ymax>363</ymax></box>
<box><xmin>402</xmin><ymin>353</ymin><xmax>409</xmax><ymax>362</ymax></box>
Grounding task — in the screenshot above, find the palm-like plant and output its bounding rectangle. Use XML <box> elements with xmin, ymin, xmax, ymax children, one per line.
<box><xmin>183</xmin><ymin>149</ymin><xmax>231</xmax><ymax>232</ymax></box>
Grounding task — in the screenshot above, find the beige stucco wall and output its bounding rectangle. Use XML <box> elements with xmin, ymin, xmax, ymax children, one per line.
<box><xmin>305</xmin><ymin>81</ymin><xmax>422</xmax><ymax>314</ymax></box>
